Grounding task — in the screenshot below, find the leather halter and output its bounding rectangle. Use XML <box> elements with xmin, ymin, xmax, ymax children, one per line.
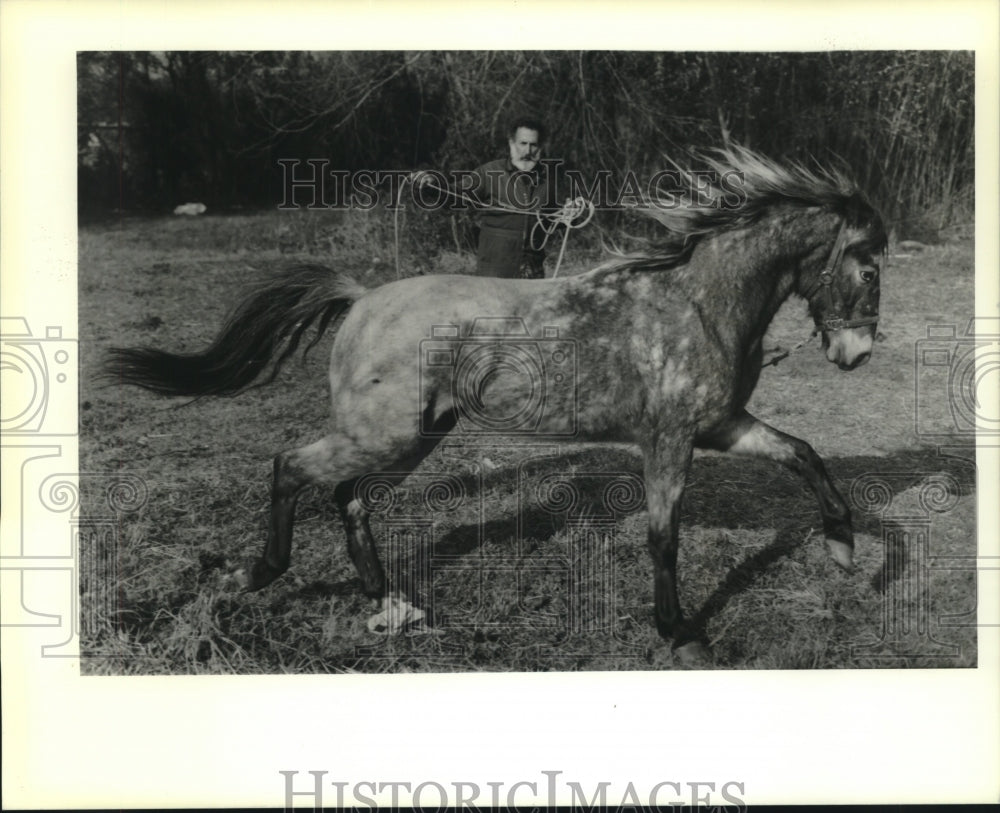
<box><xmin>803</xmin><ymin>220</ymin><xmax>879</xmax><ymax>333</ymax></box>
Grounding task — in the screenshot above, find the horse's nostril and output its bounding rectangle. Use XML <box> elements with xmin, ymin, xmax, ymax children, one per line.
<box><xmin>839</xmin><ymin>352</ymin><xmax>871</xmax><ymax>371</ymax></box>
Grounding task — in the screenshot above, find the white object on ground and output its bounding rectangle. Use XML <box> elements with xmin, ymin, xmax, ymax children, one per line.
<box><xmin>367</xmin><ymin>594</ymin><xmax>426</xmax><ymax>634</ymax></box>
<box><xmin>174</xmin><ymin>202</ymin><xmax>207</xmax><ymax>216</ymax></box>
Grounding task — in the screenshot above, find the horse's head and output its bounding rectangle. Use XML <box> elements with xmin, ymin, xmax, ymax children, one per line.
<box><xmin>803</xmin><ymin>199</ymin><xmax>887</xmax><ymax>371</ymax></box>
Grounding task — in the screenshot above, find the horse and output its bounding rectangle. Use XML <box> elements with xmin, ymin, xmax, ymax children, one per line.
<box><xmin>104</xmin><ymin>146</ymin><xmax>887</xmax><ymax>665</ymax></box>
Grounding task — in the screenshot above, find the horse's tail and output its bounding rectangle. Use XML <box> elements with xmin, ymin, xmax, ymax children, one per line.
<box><xmin>102</xmin><ymin>263</ymin><xmax>367</xmax><ymax>397</ymax></box>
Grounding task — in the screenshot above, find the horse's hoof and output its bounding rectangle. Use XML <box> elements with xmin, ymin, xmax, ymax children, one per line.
<box><xmin>239</xmin><ymin>558</ymin><xmax>286</xmax><ymax>592</ymax></box>
<box><xmin>673</xmin><ymin>640</ymin><xmax>712</xmax><ymax>668</ymax></box>
<box><xmin>826</xmin><ymin>538</ymin><xmax>854</xmax><ymax>570</ymax></box>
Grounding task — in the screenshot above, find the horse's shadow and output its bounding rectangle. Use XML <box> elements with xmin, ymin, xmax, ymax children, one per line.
<box><xmin>426</xmin><ymin>444</ymin><xmax>975</xmax><ymax>635</ymax></box>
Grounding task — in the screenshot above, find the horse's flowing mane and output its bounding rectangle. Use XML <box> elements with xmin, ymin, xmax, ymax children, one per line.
<box><xmin>610</xmin><ymin>145</ymin><xmax>884</xmax><ymax>272</ymax></box>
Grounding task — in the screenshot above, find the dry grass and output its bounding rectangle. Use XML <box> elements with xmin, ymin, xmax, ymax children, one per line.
<box><xmin>80</xmin><ymin>209</ymin><xmax>977</xmax><ymax>673</ymax></box>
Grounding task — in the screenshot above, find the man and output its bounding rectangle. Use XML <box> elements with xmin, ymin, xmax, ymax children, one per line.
<box><xmin>417</xmin><ymin>118</ymin><xmax>558</xmax><ymax>279</ymax></box>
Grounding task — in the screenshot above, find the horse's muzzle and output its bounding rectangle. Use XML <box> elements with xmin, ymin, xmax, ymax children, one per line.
<box><xmin>825</xmin><ymin>327</ymin><xmax>874</xmax><ymax>370</ymax></box>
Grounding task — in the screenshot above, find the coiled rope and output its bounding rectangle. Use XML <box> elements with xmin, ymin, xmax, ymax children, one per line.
<box><xmin>528</xmin><ymin>195</ymin><xmax>595</xmax><ymax>278</ymax></box>
<box><xmin>394</xmin><ymin>174</ymin><xmax>594</xmax><ymax>279</ymax></box>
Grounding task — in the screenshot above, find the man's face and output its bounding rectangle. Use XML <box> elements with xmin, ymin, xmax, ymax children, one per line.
<box><xmin>508</xmin><ymin>127</ymin><xmax>542</xmax><ymax>172</ymax></box>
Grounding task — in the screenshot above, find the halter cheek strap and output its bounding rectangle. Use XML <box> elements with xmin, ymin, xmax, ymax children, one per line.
<box><xmin>803</xmin><ymin>220</ymin><xmax>879</xmax><ymax>333</ymax></box>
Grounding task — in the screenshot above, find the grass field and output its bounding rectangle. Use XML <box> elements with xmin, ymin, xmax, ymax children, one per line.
<box><xmin>79</xmin><ymin>208</ymin><xmax>978</xmax><ymax>673</ymax></box>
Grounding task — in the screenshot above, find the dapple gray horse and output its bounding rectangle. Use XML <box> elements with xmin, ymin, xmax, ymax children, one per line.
<box><xmin>106</xmin><ymin>147</ymin><xmax>887</xmax><ymax>664</ymax></box>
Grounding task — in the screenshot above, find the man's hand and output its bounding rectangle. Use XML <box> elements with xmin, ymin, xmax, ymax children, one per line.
<box><xmin>552</xmin><ymin>196</ymin><xmax>595</xmax><ymax>228</ymax></box>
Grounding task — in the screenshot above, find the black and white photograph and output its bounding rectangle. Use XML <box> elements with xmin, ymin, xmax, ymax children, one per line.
<box><xmin>3</xmin><ymin>1</ymin><xmax>998</xmax><ymax>808</ymax></box>
<box><xmin>78</xmin><ymin>47</ymin><xmax>979</xmax><ymax>674</ymax></box>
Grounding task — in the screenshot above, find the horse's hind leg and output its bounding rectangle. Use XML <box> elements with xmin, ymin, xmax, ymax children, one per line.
<box><xmin>331</xmin><ymin>426</ymin><xmax>451</xmax><ymax>617</ymax></box>
<box><xmin>331</xmin><ymin>473</ymin><xmax>430</xmax><ymax>634</ymax></box>
<box><xmin>244</xmin><ymin>436</ymin><xmax>346</xmax><ymax>591</ymax></box>
<box><xmin>333</xmin><ymin>478</ymin><xmax>384</xmax><ymax>599</ymax></box>
<box><xmin>244</xmin><ymin>433</ymin><xmax>392</xmax><ymax>591</ymax></box>
<box><xmin>244</xmin><ymin>428</ymin><xmax>445</xmax><ymax>605</ymax></box>
<box><xmin>698</xmin><ymin>410</ymin><xmax>854</xmax><ymax>568</ymax></box>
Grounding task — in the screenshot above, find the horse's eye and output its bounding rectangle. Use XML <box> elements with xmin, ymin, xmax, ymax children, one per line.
<box><xmin>860</xmin><ymin>268</ymin><xmax>877</xmax><ymax>283</ymax></box>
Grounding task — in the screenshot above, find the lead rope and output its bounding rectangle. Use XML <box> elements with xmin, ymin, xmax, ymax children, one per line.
<box><xmin>395</xmin><ymin>174</ymin><xmax>594</xmax><ymax>279</ymax></box>
<box><xmin>761</xmin><ymin>331</ymin><xmax>817</xmax><ymax>368</ymax></box>
<box><xmin>393</xmin><ymin>180</ymin><xmax>402</xmax><ymax>278</ymax></box>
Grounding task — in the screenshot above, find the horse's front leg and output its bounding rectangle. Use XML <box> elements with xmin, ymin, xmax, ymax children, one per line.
<box><xmin>698</xmin><ymin>410</ymin><xmax>854</xmax><ymax>569</ymax></box>
<box><xmin>643</xmin><ymin>434</ymin><xmax>709</xmax><ymax>666</ymax></box>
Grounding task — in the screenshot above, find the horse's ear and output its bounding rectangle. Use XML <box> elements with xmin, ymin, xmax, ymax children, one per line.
<box><xmin>839</xmin><ymin>192</ymin><xmax>874</xmax><ymax>227</ymax></box>
<box><xmin>833</xmin><ymin>193</ymin><xmax>886</xmax><ymax>250</ymax></box>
